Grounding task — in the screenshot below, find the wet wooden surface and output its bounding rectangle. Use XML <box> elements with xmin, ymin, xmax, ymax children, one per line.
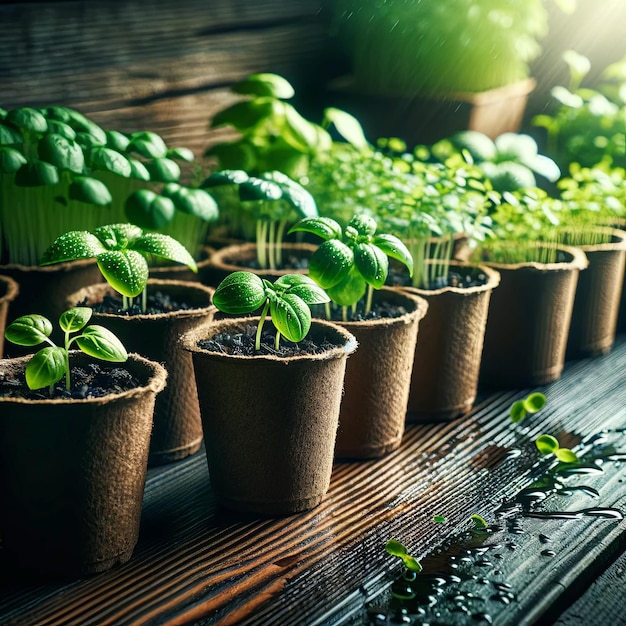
<box><xmin>1</xmin><ymin>334</ymin><xmax>625</xmax><ymax>625</ymax></box>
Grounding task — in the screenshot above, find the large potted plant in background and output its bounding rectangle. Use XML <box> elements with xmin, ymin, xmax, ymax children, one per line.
<box><xmin>41</xmin><ymin>224</ymin><xmax>213</xmax><ymax>466</ymax></box>
<box><xmin>0</xmin><ymin>307</ymin><xmax>167</xmax><ymax>578</ymax></box>
<box><xmin>0</xmin><ymin>105</ymin><xmax>218</xmax><ymax>320</ymax></box>
<box><xmin>325</xmin><ymin>0</ymin><xmax>576</xmax><ymax>145</ymax></box>
<box><xmin>290</xmin><ymin>213</ymin><xmax>427</xmax><ymax>459</ymax></box>
<box><xmin>180</xmin><ymin>271</ymin><xmax>357</xmax><ymax>515</ymax></box>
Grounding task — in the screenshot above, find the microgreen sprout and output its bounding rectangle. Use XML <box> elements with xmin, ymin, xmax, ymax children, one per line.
<box><xmin>289</xmin><ymin>213</ymin><xmax>413</xmax><ymax>320</ymax></box>
<box><xmin>211</xmin><ymin>271</ymin><xmax>330</xmax><ymax>351</ymax></box>
<box><xmin>385</xmin><ymin>540</ymin><xmax>422</xmax><ymax>573</ymax></box>
<box><xmin>40</xmin><ymin>223</ymin><xmax>197</xmax><ymax>312</ymax></box>
<box><xmin>4</xmin><ymin>307</ymin><xmax>127</xmax><ymax>393</ymax></box>
<box><xmin>535</xmin><ymin>434</ymin><xmax>579</xmax><ymax>463</ymax></box>
<box><xmin>510</xmin><ymin>391</ymin><xmax>547</xmax><ymax>423</ymax></box>
<box><xmin>433</xmin><ymin>515</ymin><xmax>447</xmax><ymax>524</ymax></box>
<box><xmin>470</xmin><ymin>514</ymin><xmax>488</xmax><ymax>530</ymax></box>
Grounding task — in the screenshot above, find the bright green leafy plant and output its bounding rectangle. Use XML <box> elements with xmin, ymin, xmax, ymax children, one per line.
<box><xmin>510</xmin><ymin>391</ymin><xmax>547</xmax><ymax>423</ymax></box>
<box><xmin>212</xmin><ymin>271</ymin><xmax>330</xmax><ymax>350</ymax></box>
<box><xmin>201</xmin><ymin>169</ymin><xmax>318</xmax><ymax>270</ymax></box>
<box><xmin>385</xmin><ymin>539</ymin><xmax>422</xmax><ymax>573</ymax></box>
<box><xmin>470</xmin><ymin>513</ymin><xmax>488</xmax><ymax>529</ymax></box>
<box><xmin>289</xmin><ymin>213</ymin><xmax>413</xmax><ymax>320</ymax></box>
<box><xmin>535</xmin><ymin>434</ymin><xmax>579</xmax><ymax>463</ymax></box>
<box><xmin>40</xmin><ymin>223</ymin><xmax>197</xmax><ymax>312</ymax></box>
<box><xmin>4</xmin><ymin>307</ymin><xmax>127</xmax><ymax>393</ymax></box>
<box><xmin>433</xmin><ymin>515</ymin><xmax>447</xmax><ymax>524</ymax></box>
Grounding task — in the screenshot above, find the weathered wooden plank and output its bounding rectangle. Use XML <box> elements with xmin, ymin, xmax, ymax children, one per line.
<box><xmin>1</xmin><ymin>338</ymin><xmax>626</xmax><ymax>625</ymax></box>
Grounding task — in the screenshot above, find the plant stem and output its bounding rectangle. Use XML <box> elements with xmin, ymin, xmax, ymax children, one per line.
<box><xmin>64</xmin><ymin>328</ymin><xmax>71</xmax><ymax>390</ymax></box>
<box><xmin>364</xmin><ymin>284</ymin><xmax>374</xmax><ymax>315</ymax></box>
<box><xmin>325</xmin><ymin>301</ymin><xmax>331</xmax><ymax>320</ymax></box>
<box><xmin>256</xmin><ymin>300</ymin><xmax>271</xmax><ymax>351</ymax></box>
<box><xmin>141</xmin><ymin>288</ymin><xmax>147</xmax><ymax>313</ymax></box>
<box><xmin>342</xmin><ymin>306</ymin><xmax>348</xmax><ymax>322</ymax></box>
<box><xmin>274</xmin><ymin>330</ymin><xmax>281</xmax><ymax>351</ymax></box>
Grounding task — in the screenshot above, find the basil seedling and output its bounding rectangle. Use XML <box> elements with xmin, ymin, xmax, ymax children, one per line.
<box><xmin>535</xmin><ymin>434</ymin><xmax>579</xmax><ymax>463</ymax></box>
<box><xmin>510</xmin><ymin>391</ymin><xmax>547</xmax><ymax>423</ymax></box>
<box><xmin>4</xmin><ymin>307</ymin><xmax>127</xmax><ymax>393</ymax></box>
<box><xmin>385</xmin><ymin>539</ymin><xmax>422</xmax><ymax>573</ymax></box>
<box><xmin>289</xmin><ymin>214</ymin><xmax>413</xmax><ymax>319</ymax></box>
<box><xmin>212</xmin><ymin>271</ymin><xmax>330</xmax><ymax>351</ymax></box>
<box><xmin>40</xmin><ymin>223</ymin><xmax>197</xmax><ymax>312</ymax></box>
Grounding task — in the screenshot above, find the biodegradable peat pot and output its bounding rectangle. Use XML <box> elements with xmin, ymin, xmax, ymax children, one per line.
<box><xmin>0</xmin><ymin>259</ymin><xmax>102</xmax><ymax>327</ymax></box>
<box><xmin>565</xmin><ymin>229</ymin><xmax>626</xmax><ymax>358</ymax></box>
<box><xmin>68</xmin><ymin>279</ymin><xmax>215</xmax><ymax>466</ymax></box>
<box><xmin>180</xmin><ymin>317</ymin><xmax>357</xmax><ymax>516</ymax></box>
<box><xmin>0</xmin><ymin>275</ymin><xmax>19</xmax><ymax>357</ymax></box>
<box><xmin>401</xmin><ymin>263</ymin><xmax>501</xmax><ymax>422</ymax></box>
<box><xmin>332</xmin><ymin>288</ymin><xmax>428</xmax><ymax>459</ymax></box>
<box><xmin>479</xmin><ymin>246</ymin><xmax>588</xmax><ymax>389</ymax></box>
<box><xmin>203</xmin><ymin>242</ymin><xmax>317</xmax><ymax>287</ymax></box>
<box><xmin>0</xmin><ymin>353</ymin><xmax>167</xmax><ymax>579</ymax></box>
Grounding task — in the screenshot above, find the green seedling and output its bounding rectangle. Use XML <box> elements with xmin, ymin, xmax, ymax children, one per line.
<box><xmin>4</xmin><ymin>307</ymin><xmax>127</xmax><ymax>393</ymax></box>
<box><xmin>535</xmin><ymin>434</ymin><xmax>579</xmax><ymax>463</ymax></box>
<box><xmin>510</xmin><ymin>391</ymin><xmax>547</xmax><ymax>423</ymax></box>
<box><xmin>289</xmin><ymin>214</ymin><xmax>413</xmax><ymax>320</ymax></box>
<box><xmin>40</xmin><ymin>223</ymin><xmax>197</xmax><ymax>312</ymax></box>
<box><xmin>470</xmin><ymin>513</ymin><xmax>489</xmax><ymax>529</ymax></box>
<box><xmin>385</xmin><ymin>539</ymin><xmax>422</xmax><ymax>573</ymax></box>
<box><xmin>212</xmin><ymin>271</ymin><xmax>330</xmax><ymax>350</ymax></box>
<box><xmin>433</xmin><ymin>515</ymin><xmax>447</xmax><ymax>524</ymax></box>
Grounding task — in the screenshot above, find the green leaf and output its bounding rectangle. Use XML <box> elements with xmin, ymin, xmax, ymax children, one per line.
<box><xmin>231</xmin><ymin>73</ymin><xmax>295</xmax><ymax>99</ymax></box>
<box><xmin>308</xmin><ymin>240</ymin><xmax>354</xmax><ymax>289</ymax></box>
<box><xmin>281</xmin><ymin>103</ymin><xmax>320</xmax><ymax>153</ymax></box>
<box><xmin>433</xmin><ymin>515</ymin><xmax>447</xmax><ymax>524</ymax></box>
<box><xmin>129</xmin><ymin>158</ymin><xmax>151</xmax><ymax>181</ymax></box>
<box><xmin>144</xmin><ymin>157</ymin><xmax>181</xmax><ymax>183</ymax></box>
<box><xmin>385</xmin><ymin>540</ymin><xmax>408</xmax><ymax>557</ymax></box>
<box><xmin>40</xmin><ymin>231</ymin><xmax>106</xmax><ymax>265</ymax></box>
<box><xmin>94</xmin><ymin>223</ymin><xmax>143</xmax><ymax>248</ymax></box>
<box><xmin>470</xmin><ymin>514</ymin><xmax>488</xmax><ymax>529</ymax></box>
<box><xmin>326</xmin><ymin>265</ymin><xmax>367</xmax><ymax>307</ymax></box>
<box><xmin>204</xmin><ymin>140</ymin><xmax>257</xmax><ymax>172</ymax></box>
<box><xmin>555</xmin><ymin>448</ymin><xmax>579</xmax><ymax>463</ymax></box>
<box><xmin>0</xmin><ymin>146</ymin><xmax>27</xmax><ymax>174</ymax></box>
<box><xmin>62</xmin><ymin>108</ymin><xmax>107</xmax><ymax>144</ymax></box>
<box><xmin>125</xmin><ymin>189</ymin><xmax>176</xmax><ymax>230</ymax></box>
<box><xmin>88</xmin><ymin>147</ymin><xmax>132</xmax><ymax>178</ymax></box>
<box><xmin>355</xmin><ymin>242</ymin><xmax>388</xmax><ymax>289</ymax></box>
<box><xmin>289</xmin><ymin>216</ymin><xmax>343</xmax><ymax>241</ymax></box>
<box><xmin>167</xmin><ymin>146</ymin><xmax>195</xmax><ymax>162</ymax></box>
<box><xmin>239</xmin><ymin>177</ymin><xmax>283</xmax><ymax>202</ymax></box>
<box><xmin>536</xmin><ymin>434</ymin><xmax>560</xmax><ymax>456</ymax></box>
<box><xmin>76</xmin><ymin>325</ymin><xmax>128</xmax><ymax>362</ymax></box>
<box><xmin>105</xmin><ymin>130</ymin><xmax>130</xmax><ymax>152</ymax></box>
<box><xmin>38</xmin><ymin>133</ymin><xmax>85</xmax><ymax>173</ymax></box>
<box><xmin>68</xmin><ymin>176</ymin><xmax>113</xmax><ymax>205</ymax></box>
<box><xmin>210</xmin><ymin>98</ymin><xmax>277</xmax><ymax>130</ymax></box>
<box><xmin>5</xmin><ymin>314</ymin><xmax>53</xmax><ymax>346</ymax></box>
<box><xmin>127</xmin><ymin>131</ymin><xmax>168</xmax><ymax>159</ymax></box>
<box><xmin>323</xmin><ymin>107</ymin><xmax>369</xmax><ymax>151</ymax></box>
<box><xmin>510</xmin><ymin>400</ymin><xmax>527</xmax><ymax>423</ymax></box>
<box><xmin>59</xmin><ymin>307</ymin><xmax>92</xmax><ymax>333</ymax></box>
<box><xmin>212</xmin><ymin>271</ymin><xmax>267</xmax><ymax>314</ymax></box>
<box><xmin>130</xmin><ymin>233</ymin><xmax>197</xmax><ymax>271</ymax></box>
<box><xmin>374</xmin><ymin>234</ymin><xmax>414</xmax><ymax>277</ymax></box>
<box><xmin>0</xmin><ymin>122</ymin><xmax>23</xmax><ymax>145</ymax></box>
<box><xmin>523</xmin><ymin>392</ymin><xmax>547</xmax><ymax>414</ymax></box>
<box><xmin>270</xmin><ymin>292</ymin><xmax>311</xmax><ymax>343</ymax></box>
<box><xmin>15</xmin><ymin>160</ymin><xmax>59</xmax><ymax>186</ymax></box>
<box><xmin>25</xmin><ymin>346</ymin><xmax>66</xmax><ymax>390</ymax></box>
<box><xmin>162</xmin><ymin>185</ymin><xmax>220</xmax><ymax>221</ymax></box>
<box><xmin>46</xmin><ymin>120</ymin><xmax>77</xmax><ymax>141</ymax></box>
<box><xmin>285</xmin><ymin>280</ymin><xmax>329</xmax><ymax>305</ymax></box>
<box><xmin>262</xmin><ymin>171</ymin><xmax>318</xmax><ymax>218</ymax></box>
<box><xmin>7</xmin><ymin>107</ymin><xmax>47</xmax><ymax>134</ymax></box>
<box><xmin>96</xmin><ymin>250</ymin><xmax>150</xmax><ymax>298</ymax></box>
<box><xmin>349</xmin><ymin>214</ymin><xmax>377</xmax><ymax>237</ymax></box>
<box><xmin>201</xmin><ymin>169</ymin><xmax>250</xmax><ymax>189</ymax></box>
<box><xmin>402</xmin><ymin>555</ymin><xmax>423</xmax><ymax>573</ymax></box>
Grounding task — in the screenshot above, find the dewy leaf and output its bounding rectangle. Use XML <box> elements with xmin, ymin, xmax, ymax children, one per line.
<box><xmin>536</xmin><ymin>434</ymin><xmax>560</xmax><ymax>456</ymax></box>
<box><xmin>94</xmin><ymin>223</ymin><xmax>143</xmax><ymax>248</ymax></box>
<box><xmin>125</xmin><ymin>189</ymin><xmax>176</xmax><ymax>230</ymax></box>
<box><xmin>69</xmin><ymin>176</ymin><xmax>113</xmax><ymax>206</ymax></box>
<box><xmin>374</xmin><ymin>234</ymin><xmax>414</xmax><ymax>277</ymax></box>
<box><xmin>15</xmin><ymin>160</ymin><xmax>59</xmax><ymax>186</ymax></box>
<box><xmin>355</xmin><ymin>243</ymin><xmax>388</xmax><ymax>289</ymax></box>
<box><xmin>264</xmin><ymin>171</ymin><xmax>318</xmax><ymax>218</ymax></box>
<box><xmin>285</xmin><ymin>280</ymin><xmax>329</xmax><ymax>305</ymax></box>
<box><xmin>40</xmin><ymin>230</ymin><xmax>107</xmax><ymax>265</ymax></box>
<box><xmin>270</xmin><ymin>292</ymin><xmax>311</xmax><ymax>343</ymax></box>
<box><xmin>5</xmin><ymin>314</ymin><xmax>53</xmax><ymax>346</ymax></box>
<box><xmin>323</xmin><ymin>107</ymin><xmax>369</xmax><ymax>151</ymax></box>
<box><xmin>76</xmin><ymin>325</ymin><xmax>128</xmax><ymax>362</ymax></box>
<box><xmin>327</xmin><ymin>265</ymin><xmax>367</xmax><ymax>307</ymax></box>
<box><xmin>289</xmin><ymin>217</ymin><xmax>342</xmax><ymax>241</ymax></box>
<box><xmin>59</xmin><ymin>307</ymin><xmax>92</xmax><ymax>333</ymax></box>
<box><xmin>97</xmin><ymin>250</ymin><xmax>150</xmax><ymax>298</ymax></box>
<box><xmin>308</xmin><ymin>240</ymin><xmax>354</xmax><ymax>289</ymax></box>
<box><xmin>38</xmin><ymin>133</ymin><xmax>85</xmax><ymax>174</ymax></box>
<box><xmin>212</xmin><ymin>271</ymin><xmax>267</xmax><ymax>314</ymax></box>
<box><xmin>231</xmin><ymin>73</ymin><xmax>295</xmax><ymax>99</ymax></box>
<box><xmin>25</xmin><ymin>346</ymin><xmax>66</xmax><ymax>390</ymax></box>
<box><xmin>130</xmin><ymin>233</ymin><xmax>197</xmax><ymax>271</ymax></box>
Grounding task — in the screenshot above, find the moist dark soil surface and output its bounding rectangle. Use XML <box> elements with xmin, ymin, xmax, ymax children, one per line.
<box><xmin>81</xmin><ymin>291</ymin><xmax>197</xmax><ymax>316</ymax></box>
<box><xmin>312</xmin><ymin>300</ymin><xmax>409</xmax><ymax>323</ymax></box>
<box><xmin>228</xmin><ymin>253</ymin><xmax>310</xmax><ymax>272</ymax></box>
<box><xmin>387</xmin><ymin>267</ymin><xmax>489</xmax><ymax>290</ymax></box>
<box><xmin>199</xmin><ymin>323</ymin><xmax>339</xmax><ymax>357</ymax></box>
<box><xmin>0</xmin><ymin>363</ymin><xmax>143</xmax><ymax>400</ymax></box>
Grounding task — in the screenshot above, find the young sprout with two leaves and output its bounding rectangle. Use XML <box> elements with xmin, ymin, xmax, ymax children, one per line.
<box><xmin>201</xmin><ymin>170</ymin><xmax>317</xmax><ymax>270</ymax></box>
<box><xmin>289</xmin><ymin>214</ymin><xmax>413</xmax><ymax>321</ymax></box>
<box><xmin>4</xmin><ymin>307</ymin><xmax>127</xmax><ymax>394</ymax></box>
<box><xmin>535</xmin><ymin>434</ymin><xmax>579</xmax><ymax>463</ymax></box>
<box><xmin>40</xmin><ymin>223</ymin><xmax>197</xmax><ymax>312</ymax></box>
<box><xmin>385</xmin><ymin>539</ymin><xmax>422</xmax><ymax>573</ymax></box>
<box><xmin>212</xmin><ymin>271</ymin><xmax>330</xmax><ymax>351</ymax></box>
<box><xmin>510</xmin><ymin>391</ymin><xmax>547</xmax><ymax>423</ymax></box>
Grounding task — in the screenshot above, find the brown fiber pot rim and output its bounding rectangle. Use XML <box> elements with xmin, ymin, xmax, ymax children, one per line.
<box><xmin>402</xmin><ymin>262</ymin><xmax>501</xmax><ymax>297</ymax></box>
<box><xmin>0</xmin><ymin>274</ymin><xmax>19</xmax><ymax>304</ymax></box>
<box><xmin>180</xmin><ymin>317</ymin><xmax>358</xmax><ymax>364</ymax></box>
<box><xmin>0</xmin><ymin>257</ymin><xmax>97</xmax><ymax>275</ymax></box>
<box><xmin>67</xmin><ymin>279</ymin><xmax>216</xmax><ymax>322</ymax></box>
<box><xmin>561</xmin><ymin>227</ymin><xmax>626</xmax><ymax>253</ymax></box>
<box><xmin>0</xmin><ymin>352</ymin><xmax>167</xmax><ymax>406</ymax></box>
<box><xmin>480</xmin><ymin>244</ymin><xmax>588</xmax><ymax>272</ymax></box>
<box><xmin>208</xmin><ymin>242</ymin><xmax>317</xmax><ymax>275</ymax></box>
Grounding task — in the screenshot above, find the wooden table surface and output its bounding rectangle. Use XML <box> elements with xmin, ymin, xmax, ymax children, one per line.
<box><xmin>2</xmin><ymin>335</ymin><xmax>626</xmax><ymax>626</ymax></box>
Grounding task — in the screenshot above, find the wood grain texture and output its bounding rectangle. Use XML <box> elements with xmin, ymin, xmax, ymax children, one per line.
<box><xmin>1</xmin><ymin>335</ymin><xmax>626</xmax><ymax>625</ymax></box>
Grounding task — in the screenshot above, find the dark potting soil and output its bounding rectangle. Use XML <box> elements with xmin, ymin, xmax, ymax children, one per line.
<box><xmin>199</xmin><ymin>323</ymin><xmax>339</xmax><ymax>357</ymax></box>
<box><xmin>81</xmin><ymin>291</ymin><xmax>195</xmax><ymax>316</ymax></box>
<box><xmin>313</xmin><ymin>300</ymin><xmax>410</xmax><ymax>323</ymax></box>
<box><xmin>0</xmin><ymin>362</ymin><xmax>143</xmax><ymax>400</ymax></box>
<box><xmin>232</xmin><ymin>253</ymin><xmax>310</xmax><ymax>272</ymax></box>
<box><xmin>387</xmin><ymin>266</ymin><xmax>489</xmax><ymax>290</ymax></box>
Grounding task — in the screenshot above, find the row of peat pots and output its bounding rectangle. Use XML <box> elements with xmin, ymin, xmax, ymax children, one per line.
<box><xmin>0</xmin><ymin>229</ymin><xmax>626</xmax><ymax>580</ymax></box>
